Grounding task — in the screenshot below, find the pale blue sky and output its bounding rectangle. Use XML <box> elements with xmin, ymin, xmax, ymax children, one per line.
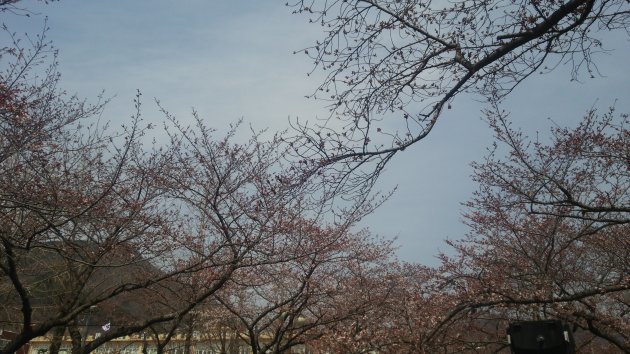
<box><xmin>5</xmin><ymin>1</ymin><xmax>629</xmax><ymax>264</ymax></box>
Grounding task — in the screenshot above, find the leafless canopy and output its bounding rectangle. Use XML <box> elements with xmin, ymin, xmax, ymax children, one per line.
<box><xmin>288</xmin><ymin>0</ymin><xmax>629</xmax><ymax>197</ymax></box>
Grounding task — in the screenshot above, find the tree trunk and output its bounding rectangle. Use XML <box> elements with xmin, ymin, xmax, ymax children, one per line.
<box><xmin>67</xmin><ymin>321</ymin><xmax>82</xmax><ymax>354</ymax></box>
<box><xmin>48</xmin><ymin>326</ymin><xmax>66</xmax><ymax>354</ymax></box>
<box><xmin>184</xmin><ymin>322</ymin><xmax>194</xmax><ymax>354</ymax></box>
<box><xmin>141</xmin><ymin>333</ymin><xmax>148</xmax><ymax>354</ymax></box>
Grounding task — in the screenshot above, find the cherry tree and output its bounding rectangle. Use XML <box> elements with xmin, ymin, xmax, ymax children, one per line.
<box><xmin>305</xmin><ymin>262</ymin><xmax>430</xmax><ymax>354</ymax></box>
<box><xmin>287</xmin><ymin>0</ymin><xmax>629</xmax><ymax>196</ymax></box>
<box><xmin>0</xmin><ymin>4</ymin><xmax>385</xmax><ymax>354</ymax></box>
<box><xmin>430</xmin><ymin>106</ymin><xmax>629</xmax><ymax>352</ymax></box>
<box><xmin>212</xmin><ymin>224</ymin><xmax>394</xmax><ymax>354</ymax></box>
<box><xmin>0</xmin><ymin>9</ymin><xmax>179</xmax><ymax>352</ymax></box>
<box><xmin>316</xmin><ymin>106</ymin><xmax>628</xmax><ymax>354</ymax></box>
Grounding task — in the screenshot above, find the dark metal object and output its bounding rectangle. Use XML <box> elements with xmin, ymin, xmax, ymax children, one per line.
<box><xmin>507</xmin><ymin>320</ymin><xmax>576</xmax><ymax>354</ymax></box>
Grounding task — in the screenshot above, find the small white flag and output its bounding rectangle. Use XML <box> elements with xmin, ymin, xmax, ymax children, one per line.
<box><xmin>102</xmin><ymin>323</ymin><xmax>111</xmax><ymax>331</ymax></box>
